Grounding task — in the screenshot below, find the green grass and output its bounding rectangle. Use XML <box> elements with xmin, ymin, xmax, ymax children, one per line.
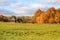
<box><xmin>0</xmin><ymin>22</ymin><xmax>60</xmax><ymax>40</ymax></box>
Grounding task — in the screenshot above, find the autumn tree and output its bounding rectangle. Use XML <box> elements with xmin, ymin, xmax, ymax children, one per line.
<box><xmin>0</xmin><ymin>15</ymin><xmax>3</xmax><ymax>21</ymax></box>
<box><xmin>55</xmin><ymin>10</ymin><xmax>60</xmax><ymax>23</ymax></box>
<box><xmin>33</xmin><ymin>9</ymin><xmax>42</xmax><ymax>23</ymax></box>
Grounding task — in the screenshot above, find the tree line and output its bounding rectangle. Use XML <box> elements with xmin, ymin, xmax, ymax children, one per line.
<box><xmin>0</xmin><ymin>15</ymin><xmax>33</xmax><ymax>23</ymax></box>
<box><xmin>1</xmin><ymin>7</ymin><xmax>60</xmax><ymax>24</ymax></box>
<box><xmin>33</xmin><ymin>7</ymin><xmax>60</xmax><ymax>23</ymax></box>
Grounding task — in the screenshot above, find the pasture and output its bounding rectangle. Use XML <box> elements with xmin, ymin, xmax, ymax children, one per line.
<box><xmin>0</xmin><ymin>22</ymin><xmax>60</xmax><ymax>40</ymax></box>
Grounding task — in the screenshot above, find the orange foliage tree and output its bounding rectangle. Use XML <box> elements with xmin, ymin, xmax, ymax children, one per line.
<box><xmin>33</xmin><ymin>9</ymin><xmax>43</xmax><ymax>23</ymax></box>
<box><xmin>55</xmin><ymin>10</ymin><xmax>60</xmax><ymax>23</ymax></box>
<box><xmin>33</xmin><ymin>7</ymin><xmax>60</xmax><ymax>24</ymax></box>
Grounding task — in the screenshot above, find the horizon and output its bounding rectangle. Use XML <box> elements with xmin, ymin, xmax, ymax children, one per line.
<box><xmin>0</xmin><ymin>0</ymin><xmax>60</xmax><ymax>16</ymax></box>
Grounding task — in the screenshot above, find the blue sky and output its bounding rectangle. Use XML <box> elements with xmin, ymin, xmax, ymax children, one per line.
<box><xmin>0</xmin><ymin>0</ymin><xmax>60</xmax><ymax>16</ymax></box>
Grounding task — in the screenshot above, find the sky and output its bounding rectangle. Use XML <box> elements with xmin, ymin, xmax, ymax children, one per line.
<box><xmin>0</xmin><ymin>0</ymin><xmax>60</xmax><ymax>16</ymax></box>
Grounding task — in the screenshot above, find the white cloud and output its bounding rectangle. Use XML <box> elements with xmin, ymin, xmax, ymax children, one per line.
<box><xmin>12</xmin><ymin>6</ymin><xmax>33</xmax><ymax>14</ymax></box>
<box><xmin>0</xmin><ymin>0</ymin><xmax>11</xmax><ymax>5</ymax></box>
<box><xmin>0</xmin><ymin>0</ymin><xmax>33</xmax><ymax>16</ymax></box>
<box><xmin>9</xmin><ymin>3</ymin><xmax>48</xmax><ymax>16</ymax></box>
<box><xmin>10</xmin><ymin>2</ymin><xmax>22</xmax><ymax>8</ymax></box>
<box><xmin>31</xmin><ymin>4</ymin><xmax>42</xmax><ymax>8</ymax></box>
<box><xmin>9</xmin><ymin>2</ymin><xmax>33</xmax><ymax>14</ymax></box>
<box><xmin>0</xmin><ymin>0</ymin><xmax>60</xmax><ymax>15</ymax></box>
<box><xmin>31</xmin><ymin>4</ymin><xmax>46</xmax><ymax>8</ymax></box>
<box><xmin>38</xmin><ymin>0</ymin><xmax>60</xmax><ymax>4</ymax></box>
<box><xmin>0</xmin><ymin>0</ymin><xmax>10</xmax><ymax>2</ymax></box>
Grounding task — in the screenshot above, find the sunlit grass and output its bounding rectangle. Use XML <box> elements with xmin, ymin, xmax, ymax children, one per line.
<box><xmin>0</xmin><ymin>22</ymin><xmax>60</xmax><ymax>40</ymax></box>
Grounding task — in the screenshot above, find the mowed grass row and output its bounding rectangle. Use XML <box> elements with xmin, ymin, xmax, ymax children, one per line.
<box><xmin>0</xmin><ymin>22</ymin><xmax>60</xmax><ymax>31</ymax></box>
<box><xmin>0</xmin><ymin>29</ymin><xmax>60</xmax><ymax>40</ymax></box>
<box><xmin>0</xmin><ymin>22</ymin><xmax>60</xmax><ymax>40</ymax></box>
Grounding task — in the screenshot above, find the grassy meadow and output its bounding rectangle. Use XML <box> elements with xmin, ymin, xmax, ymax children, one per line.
<box><xmin>0</xmin><ymin>22</ymin><xmax>60</xmax><ymax>40</ymax></box>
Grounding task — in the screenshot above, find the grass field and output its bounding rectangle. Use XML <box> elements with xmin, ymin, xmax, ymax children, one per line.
<box><xmin>0</xmin><ymin>22</ymin><xmax>60</xmax><ymax>40</ymax></box>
